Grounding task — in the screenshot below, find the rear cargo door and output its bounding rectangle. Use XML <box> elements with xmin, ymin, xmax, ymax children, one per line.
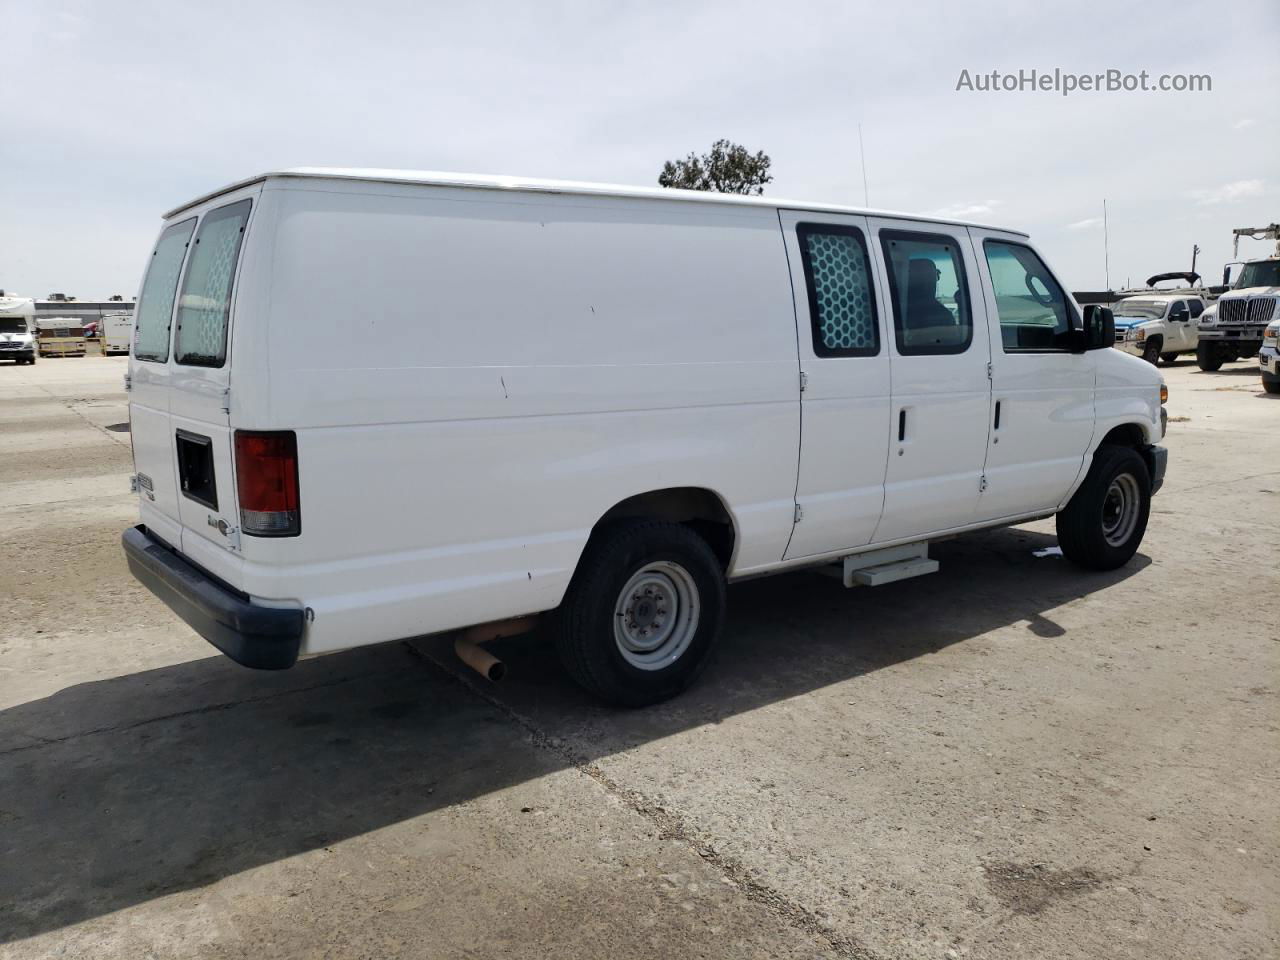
<box><xmin>168</xmin><ymin>192</ymin><xmax>258</xmax><ymax>557</ymax></box>
<box><xmin>129</xmin><ymin>216</ymin><xmax>198</xmax><ymax>549</ymax></box>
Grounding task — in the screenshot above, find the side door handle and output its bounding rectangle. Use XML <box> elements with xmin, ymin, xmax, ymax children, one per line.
<box><xmin>993</xmin><ymin>400</ymin><xmax>1002</xmax><ymax>430</ymax></box>
<box><xmin>898</xmin><ymin>408</ymin><xmax>907</xmax><ymax>442</ymax></box>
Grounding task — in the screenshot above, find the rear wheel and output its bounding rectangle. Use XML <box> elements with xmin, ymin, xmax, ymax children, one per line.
<box><xmin>554</xmin><ymin>520</ymin><xmax>725</xmax><ymax>706</ymax></box>
<box><xmin>1140</xmin><ymin>339</ymin><xmax>1162</xmax><ymax>365</ymax></box>
<box><xmin>1056</xmin><ymin>445</ymin><xmax>1151</xmax><ymax>571</ymax></box>
<box><xmin>1196</xmin><ymin>342</ymin><xmax>1224</xmax><ymax>372</ymax></box>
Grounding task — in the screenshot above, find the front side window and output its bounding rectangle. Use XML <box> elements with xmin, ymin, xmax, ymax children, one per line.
<box><xmin>797</xmin><ymin>223</ymin><xmax>879</xmax><ymax>357</ymax></box>
<box><xmin>175</xmin><ymin>199</ymin><xmax>252</xmax><ymax>367</ymax></box>
<box><xmin>133</xmin><ymin>218</ymin><xmax>196</xmax><ymax>362</ymax></box>
<box><xmin>983</xmin><ymin>241</ymin><xmax>1075</xmax><ymax>352</ymax></box>
<box><xmin>880</xmin><ymin>231</ymin><xmax>972</xmax><ymax>355</ymax></box>
<box><xmin>1188</xmin><ymin>299</ymin><xmax>1204</xmax><ymax>318</ymax></box>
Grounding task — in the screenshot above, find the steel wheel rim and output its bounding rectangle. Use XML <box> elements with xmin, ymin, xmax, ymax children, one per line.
<box><xmin>1101</xmin><ymin>472</ymin><xmax>1141</xmax><ymax>547</ymax></box>
<box><xmin>613</xmin><ymin>561</ymin><xmax>700</xmax><ymax>671</ymax></box>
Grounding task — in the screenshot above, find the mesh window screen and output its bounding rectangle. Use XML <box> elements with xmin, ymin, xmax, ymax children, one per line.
<box><xmin>134</xmin><ymin>218</ymin><xmax>196</xmax><ymax>362</ymax></box>
<box><xmin>800</xmin><ymin>227</ymin><xmax>878</xmax><ymax>355</ymax></box>
<box><xmin>175</xmin><ymin>199</ymin><xmax>251</xmax><ymax>366</ymax></box>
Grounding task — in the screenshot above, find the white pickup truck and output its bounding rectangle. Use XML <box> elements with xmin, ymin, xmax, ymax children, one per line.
<box><xmin>1112</xmin><ymin>293</ymin><xmax>1207</xmax><ymax>365</ymax></box>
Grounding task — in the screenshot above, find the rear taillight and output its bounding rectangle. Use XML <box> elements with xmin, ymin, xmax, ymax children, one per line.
<box><xmin>234</xmin><ymin>431</ymin><xmax>300</xmax><ymax>537</ymax></box>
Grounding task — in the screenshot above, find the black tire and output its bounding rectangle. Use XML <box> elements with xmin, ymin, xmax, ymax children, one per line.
<box><xmin>1056</xmin><ymin>445</ymin><xmax>1151</xmax><ymax>571</ymax></box>
<box><xmin>1263</xmin><ymin>374</ymin><xmax>1280</xmax><ymax>395</ymax></box>
<box><xmin>1196</xmin><ymin>342</ymin><xmax>1223</xmax><ymax>372</ymax></box>
<box><xmin>1159</xmin><ymin>352</ymin><xmax>1178</xmax><ymax>364</ymax></box>
<box><xmin>554</xmin><ymin>519</ymin><xmax>725</xmax><ymax>707</ymax></box>
<box><xmin>1141</xmin><ymin>339</ymin><xmax>1162</xmax><ymax>365</ymax></box>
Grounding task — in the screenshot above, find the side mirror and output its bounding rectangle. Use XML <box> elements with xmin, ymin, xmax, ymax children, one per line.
<box><xmin>1081</xmin><ymin>304</ymin><xmax>1114</xmax><ymax>351</ymax></box>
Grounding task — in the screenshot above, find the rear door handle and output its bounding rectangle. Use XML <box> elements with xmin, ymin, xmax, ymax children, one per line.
<box><xmin>993</xmin><ymin>400</ymin><xmax>1002</xmax><ymax>430</ymax></box>
<box><xmin>898</xmin><ymin>408</ymin><xmax>907</xmax><ymax>442</ymax></box>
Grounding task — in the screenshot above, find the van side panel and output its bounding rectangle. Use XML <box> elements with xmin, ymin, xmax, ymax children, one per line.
<box><xmin>236</xmin><ymin>181</ymin><xmax>800</xmax><ymax>655</ymax></box>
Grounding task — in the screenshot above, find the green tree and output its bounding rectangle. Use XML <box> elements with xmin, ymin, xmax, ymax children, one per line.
<box><xmin>658</xmin><ymin>139</ymin><xmax>773</xmax><ymax>195</ymax></box>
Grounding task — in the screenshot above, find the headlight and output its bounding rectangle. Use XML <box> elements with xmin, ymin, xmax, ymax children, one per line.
<box><xmin>1135</xmin><ymin>328</ymin><xmax>1147</xmax><ymax>341</ymax></box>
<box><xmin>1265</xmin><ymin>322</ymin><xmax>1280</xmax><ymax>346</ymax></box>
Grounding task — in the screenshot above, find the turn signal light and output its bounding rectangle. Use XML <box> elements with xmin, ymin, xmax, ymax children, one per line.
<box><xmin>1160</xmin><ymin>384</ymin><xmax>1168</xmax><ymax>404</ymax></box>
<box><xmin>234</xmin><ymin>431</ymin><xmax>300</xmax><ymax>536</ymax></box>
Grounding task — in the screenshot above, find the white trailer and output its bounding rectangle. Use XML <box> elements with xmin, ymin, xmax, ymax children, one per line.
<box><xmin>103</xmin><ymin>312</ymin><xmax>133</xmax><ymax>355</ymax></box>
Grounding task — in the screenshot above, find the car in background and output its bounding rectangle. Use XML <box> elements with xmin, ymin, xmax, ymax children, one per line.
<box><xmin>1112</xmin><ymin>294</ymin><xmax>1206</xmax><ymax>365</ymax></box>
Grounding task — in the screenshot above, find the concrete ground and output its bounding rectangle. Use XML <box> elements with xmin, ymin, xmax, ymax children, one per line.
<box><xmin>0</xmin><ymin>354</ymin><xmax>1276</xmax><ymax>960</ymax></box>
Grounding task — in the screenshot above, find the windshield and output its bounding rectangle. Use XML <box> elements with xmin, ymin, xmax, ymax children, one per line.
<box><xmin>1113</xmin><ymin>299</ymin><xmax>1166</xmax><ymax>319</ymax></box>
<box><xmin>1235</xmin><ymin>260</ymin><xmax>1280</xmax><ymax>289</ymax></box>
<box><xmin>0</xmin><ymin>319</ymin><xmax>29</xmax><ymax>334</ymax></box>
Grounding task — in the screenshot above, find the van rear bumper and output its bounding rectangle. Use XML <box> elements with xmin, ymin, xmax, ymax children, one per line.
<box><xmin>122</xmin><ymin>525</ymin><xmax>304</xmax><ymax>670</ymax></box>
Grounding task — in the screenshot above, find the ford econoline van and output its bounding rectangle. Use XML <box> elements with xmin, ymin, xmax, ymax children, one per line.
<box><xmin>123</xmin><ymin>169</ymin><xmax>1168</xmax><ymax>705</ymax></box>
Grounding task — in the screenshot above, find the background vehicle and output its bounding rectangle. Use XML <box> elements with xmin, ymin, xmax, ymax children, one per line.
<box><xmin>102</xmin><ymin>312</ymin><xmax>133</xmax><ymax>355</ymax></box>
<box><xmin>122</xmin><ymin>169</ymin><xmax>1167</xmax><ymax>706</ymax></box>
<box><xmin>1260</xmin><ymin>321</ymin><xmax>1279</xmax><ymax>394</ymax></box>
<box><xmin>1112</xmin><ymin>293</ymin><xmax>1205</xmax><ymax>364</ymax></box>
<box><xmin>0</xmin><ymin>294</ymin><xmax>37</xmax><ymax>364</ymax></box>
<box><xmin>36</xmin><ymin>317</ymin><xmax>87</xmax><ymax>357</ymax></box>
<box><xmin>1198</xmin><ymin>223</ymin><xmax>1280</xmax><ymax>371</ymax></box>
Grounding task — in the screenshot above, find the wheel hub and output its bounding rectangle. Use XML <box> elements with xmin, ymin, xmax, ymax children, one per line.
<box><xmin>613</xmin><ymin>562</ymin><xmax>700</xmax><ymax>670</ymax></box>
<box><xmin>1101</xmin><ymin>472</ymin><xmax>1141</xmax><ymax>547</ymax></box>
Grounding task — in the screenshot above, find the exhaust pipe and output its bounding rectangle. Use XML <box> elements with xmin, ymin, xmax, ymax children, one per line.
<box><xmin>452</xmin><ymin>615</ymin><xmax>538</xmax><ymax>682</ymax></box>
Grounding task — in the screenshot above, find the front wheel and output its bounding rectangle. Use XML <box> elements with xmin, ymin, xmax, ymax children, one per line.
<box><xmin>1159</xmin><ymin>352</ymin><xmax>1179</xmax><ymax>364</ymax></box>
<box><xmin>1141</xmin><ymin>340</ymin><xmax>1162</xmax><ymax>365</ymax></box>
<box><xmin>1056</xmin><ymin>445</ymin><xmax>1151</xmax><ymax>571</ymax></box>
<box><xmin>554</xmin><ymin>520</ymin><xmax>726</xmax><ymax>706</ymax></box>
<box><xmin>1263</xmin><ymin>374</ymin><xmax>1280</xmax><ymax>395</ymax></box>
<box><xmin>1196</xmin><ymin>342</ymin><xmax>1224</xmax><ymax>372</ymax></box>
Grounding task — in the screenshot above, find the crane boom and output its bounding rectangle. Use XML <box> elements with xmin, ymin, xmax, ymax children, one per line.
<box><xmin>1232</xmin><ymin>223</ymin><xmax>1280</xmax><ymax>258</ymax></box>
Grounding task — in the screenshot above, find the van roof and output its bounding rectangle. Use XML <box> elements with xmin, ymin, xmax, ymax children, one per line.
<box><xmin>163</xmin><ymin>167</ymin><xmax>1031</xmax><ymax>237</ymax></box>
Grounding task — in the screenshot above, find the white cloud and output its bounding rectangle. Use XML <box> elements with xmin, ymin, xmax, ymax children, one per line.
<box><xmin>1233</xmin><ymin>118</ymin><xmax>1255</xmax><ymax>129</ymax></box>
<box><xmin>1189</xmin><ymin>179</ymin><xmax>1265</xmax><ymax>205</ymax></box>
<box><xmin>927</xmin><ymin>201</ymin><xmax>999</xmax><ymax>220</ymax></box>
<box><xmin>1066</xmin><ymin>217</ymin><xmax>1102</xmax><ymax>230</ymax></box>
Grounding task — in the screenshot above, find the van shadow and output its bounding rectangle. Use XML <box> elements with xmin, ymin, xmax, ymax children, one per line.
<box><xmin>0</xmin><ymin>526</ymin><xmax>1145</xmax><ymax>942</ymax></box>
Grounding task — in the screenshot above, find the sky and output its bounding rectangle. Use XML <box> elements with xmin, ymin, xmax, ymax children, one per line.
<box><xmin>2</xmin><ymin>0</ymin><xmax>1277</xmax><ymax>299</ymax></box>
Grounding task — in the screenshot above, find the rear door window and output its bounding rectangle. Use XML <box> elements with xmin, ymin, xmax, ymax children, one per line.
<box><xmin>880</xmin><ymin>230</ymin><xmax>972</xmax><ymax>355</ymax></box>
<box><xmin>175</xmin><ymin>199</ymin><xmax>252</xmax><ymax>367</ymax></box>
<box><xmin>796</xmin><ymin>223</ymin><xmax>880</xmax><ymax>357</ymax></box>
<box><xmin>133</xmin><ymin>218</ymin><xmax>196</xmax><ymax>362</ymax></box>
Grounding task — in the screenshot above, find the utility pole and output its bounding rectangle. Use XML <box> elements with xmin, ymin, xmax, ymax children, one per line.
<box><xmin>1191</xmin><ymin>243</ymin><xmax>1200</xmax><ymax>276</ymax></box>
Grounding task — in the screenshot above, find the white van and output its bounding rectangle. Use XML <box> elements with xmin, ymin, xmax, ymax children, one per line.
<box><xmin>123</xmin><ymin>169</ymin><xmax>1168</xmax><ymax>705</ymax></box>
